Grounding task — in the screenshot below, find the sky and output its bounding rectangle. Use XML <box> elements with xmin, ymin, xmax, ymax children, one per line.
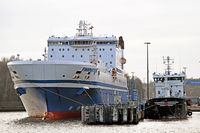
<box><xmin>0</xmin><ymin>0</ymin><xmax>200</xmax><ymax>80</ymax></box>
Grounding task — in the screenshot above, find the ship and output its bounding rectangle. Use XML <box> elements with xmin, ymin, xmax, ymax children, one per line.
<box><xmin>145</xmin><ymin>56</ymin><xmax>191</xmax><ymax>119</ymax></box>
<box><xmin>7</xmin><ymin>20</ymin><xmax>129</xmax><ymax>120</ymax></box>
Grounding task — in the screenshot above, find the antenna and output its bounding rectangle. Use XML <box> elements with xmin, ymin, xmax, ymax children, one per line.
<box><xmin>163</xmin><ymin>56</ymin><xmax>174</xmax><ymax>75</ymax></box>
<box><xmin>183</xmin><ymin>67</ymin><xmax>187</xmax><ymax>74</ymax></box>
<box><xmin>89</xmin><ymin>25</ymin><xmax>94</xmax><ymax>36</ymax></box>
<box><xmin>76</xmin><ymin>20</ymin><xmax>93</xmax><ymax>36</ymax></box>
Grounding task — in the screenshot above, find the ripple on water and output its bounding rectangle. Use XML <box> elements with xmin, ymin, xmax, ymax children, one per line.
<box><xmin>0</xmin><ymin>112</ymin><xmax>200</xmax><ymax>133</ymax></box>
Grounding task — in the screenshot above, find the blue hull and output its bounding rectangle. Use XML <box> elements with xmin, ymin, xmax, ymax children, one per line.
<box><xmin>17</xmin><ymin>87</ymin><xmax>128</xmax><ymax>119</ymax></box>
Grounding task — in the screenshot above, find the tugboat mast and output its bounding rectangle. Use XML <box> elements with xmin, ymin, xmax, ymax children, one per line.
<box><xmin>163</xmin><ymin>56</ymin><xmax>174</xmax><ymax>75</ymax></box>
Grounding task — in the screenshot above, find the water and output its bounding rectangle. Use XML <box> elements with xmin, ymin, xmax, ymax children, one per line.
<box><xmin>0</xmin><ymin>112</ymin><xmax>200</xmax><ymax>133</ymax></box>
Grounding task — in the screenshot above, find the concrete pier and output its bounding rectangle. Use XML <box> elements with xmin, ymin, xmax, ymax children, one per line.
<box><xmin>81</xmin><ymin>104</ymin><xmax>143</xmax><ymax>124</ymax></box>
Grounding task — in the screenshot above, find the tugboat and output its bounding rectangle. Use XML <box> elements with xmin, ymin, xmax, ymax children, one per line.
<box><xmin>145</xmin><ymin>56</ymin><xmax>191</xmax><ymax>119</ymax></box>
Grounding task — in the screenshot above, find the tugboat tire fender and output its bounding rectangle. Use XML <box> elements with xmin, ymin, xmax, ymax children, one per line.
<box><xmin>187</xmin><ymin>111</ymin><xmax>192</xmax><ymax>116</ymax></box>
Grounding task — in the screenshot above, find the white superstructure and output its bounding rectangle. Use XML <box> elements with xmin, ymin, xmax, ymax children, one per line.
<box><xmin>47</xmin><ymin>20</ymin><xmax>125</xmax><ymax>70</ymax></box>
<box><xmin>153</xmin><ymin>56</ymin><xmax>186</xmax><ymax>98</ymax></box>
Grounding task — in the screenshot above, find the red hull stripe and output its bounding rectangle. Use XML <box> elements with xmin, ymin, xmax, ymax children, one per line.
<box><xmin>44</xmin><ymin>111</ymin><xmax>81</xmax><ymax>120</ymax></box>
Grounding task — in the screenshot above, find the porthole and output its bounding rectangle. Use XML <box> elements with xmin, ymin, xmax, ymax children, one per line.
<box><xmin>72</xmin><ymin>55</ymin><xmax>74</xmax><ymax>58</ymax></box>
<box><xmin>75</xmin><ymin>49</ymin><xmax>77</xmax><ymax>51</ymax></box>
<box><xmin>13</xmin><ymin>71</ymin><xmax>17</xmax><ymax>74</ymax></box>
<box><xmin>103</xmin><ymin>48</ymin><xmax>105</xmax><ymax>51</ymax></box>
<box><xmin>110</xmin><ymin>48</ymin><xmax>112</xmax><ymax>51</ymax></box>
<box><xmin>59</xmin><ymin>48</ymin><xmax>61</xmax><ymax>51</ymax></box>
<box><xmin>82</xmin><ymin>49</ymin><xmax>84</xmax><ymax>51</ymax></box>
<box><xmin>87</xmin><ymin>49</ymin><xmax>90</xmax><ymax>51</ymax></box>
<box><xmin>62</xmin><ymin>48</ymin><xmax>65</xmax><ymax>51</ymax></box>
<box><xmin>67</xmin><ymin>48</ymin><xmax>70</xmax><ymax>51</ymax></box>
<box><xmin>62</xmin><ymin>75</ymin><xmax>65</xmax><ymax>77</ymax></box>
<box><xmin>52</xmin><ymin>48</ymin><xmax>54</xmax><ymax>51</ymax></box>
<box><xmin>99</xmin><ymin>55</ymin><xmax>101</xmax><ymax>58</ymax></box>
<box><xmin>110</xmin><ymin>61</ymin><xmax>112</xmax><ymax>64</ymax></box>
<box><xmin>62</xmin><ymin>55</ymin><xmax>64</xmax><ymax>58</ymax></box>
<box><xmin>50</xmin><ymin>55</ymin><xmax>53</xmax><ymax>58</ymax></box>
<box><xmin>81</xmin><ymin>55</ymin><xmax>83</xmax><ymax>58</ymax></box>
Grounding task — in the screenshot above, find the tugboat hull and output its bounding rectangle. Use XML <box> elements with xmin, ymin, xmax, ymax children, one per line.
<box><xmin>145</xmin><ymin>97</ymin><xmax>188</xmax><ymax>119</ymax></box>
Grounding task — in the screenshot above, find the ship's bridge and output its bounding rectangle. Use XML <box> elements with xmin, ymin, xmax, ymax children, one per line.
<box><xmin>153</xmin><ymin>72</ymin><xmax>185</xmax><ymax>82</ymax></box>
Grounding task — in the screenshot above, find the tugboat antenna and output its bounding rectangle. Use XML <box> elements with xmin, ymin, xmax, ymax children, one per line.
<box><xmin>163</xmin><ymin>56</ymin><xmax>174</xmax><ymax>75</ymax></box>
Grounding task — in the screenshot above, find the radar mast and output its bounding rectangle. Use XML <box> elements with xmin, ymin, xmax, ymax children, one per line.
<box><xmin>76</xmin><ymin>20</ymin><xmax>93</xmax><ymax>36</ymax></box>
<box><xmin>163</xmin><ymin>56</ymin><xmax>174</xmax><ymax>75</ymax></box>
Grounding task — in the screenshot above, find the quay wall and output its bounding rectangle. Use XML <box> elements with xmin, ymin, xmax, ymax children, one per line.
<box><xmin>0</xmin><ymin>61</ymin><xmax>24</xmax><ymax>111</ymax></box>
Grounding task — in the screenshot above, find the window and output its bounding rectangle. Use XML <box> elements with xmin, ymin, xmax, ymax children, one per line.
<box><xmin>67</xmin><ymin>48</ymin><xmax>70</xmax><ymax>51</ymax></box>
<box><xmin>50</xmin><ymin>55</ymin><xmax>53</xmax><ymax>58</ymax></box>
<box><xmin>62</xmin><ymin>75</ymin><xmax>65</xmax><ymax>77</ymax></box>
<box><xmin>110</xmin><ymin>61</ymin><xmax>112</xmax><ymax>64</ymax></box>
<box><xmin>103</xmin><ymin>48</ymin><xmax>105</xmax><ymax>51</ymax></box>
<box><xmin>62</xmin><ymin>48</ymin><xmax>65</xmax><ymax>51</ymax></box>
<box><xmin>63</xmin><ymin>42</ymin><xmax>68</xmax><ymax>45</ymax></box>
<box><xmin>99</xmin><ymin>48</ymin><xmax>101</xmax><ymax>51</ymax></box>
<box><xmin>81</xmin><ymin>55</ymin><xmax>83</xmax><ymax>58</ymax></box>
<box><xmin>87</xmin><ymin>48</ymin><xmax>90</xmax><ymax>51</ymax></box>
<box><xmin>99</xmin><ymin>55</ymin><xmax>101</xmax><ymax>58</ymax></box>
<box><xmin>62</xmin><ymin>55</ymin><xmax>64</xmax><ymax>58</ymax></box>
<box><xmin>82</xmin><ymin>49</ymin><xmax>84</xmax><ymax>51</ymax></box>
<box><xmin>59</xmin><ymin>48</ymin><xmax>61</xmax><ymax>51</ymax></box>
<box><xmin>110</xmin><ymin>48</ymin><xmax>112</xmax><ymax>51</ymax></box>
<box><xmin>111</xmin><ymin>55</ymin><xmax>113</xmax><ymax>57</ymax></box>
<box><xmin>158</xmin><ymin>91</ymin><xmax>160</xmax><ymax>94</ymax></box>
<box><xmin>52</xmin><ymin>48</ymin><xmax>54</xmax><ymax>51</ymax></box>
<box><xmin>75</xmin><ymin>49</ymin><xmax>77</xmax><ymax>51</ymax></box>
<box><xmin>72</xmin><ymin>55</ymin><xmax>74</xmax><ymax>58</ymax></box>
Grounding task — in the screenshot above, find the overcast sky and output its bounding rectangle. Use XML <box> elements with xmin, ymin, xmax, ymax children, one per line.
<box><xmin>0</xmin><ymin>0</ymin><xmax>200</xmax><ymax>80</ymax></box>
